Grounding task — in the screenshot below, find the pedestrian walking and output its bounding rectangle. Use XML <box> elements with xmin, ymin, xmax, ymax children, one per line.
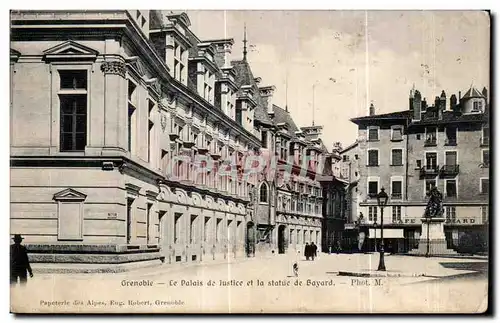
<box><xmin>304</xmin><ymin>242</ymin><xmax>310</xmax><ymax>260</ymax></box>
<box><xmin>310</xmin><ymin>242</ymin><xmax>318</xmax><ymax>260</ymax></box>
<box><xmin>336</xmin><ymin>239</ymin><xmax>342</xmax><ymax>254</ymax></box>
<box><xmin>10</xmin><ymin>234</ymin><xmax>33</xmax><ymax>285</ymax></box>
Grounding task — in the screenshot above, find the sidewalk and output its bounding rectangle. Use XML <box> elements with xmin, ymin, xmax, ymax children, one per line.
<box><xmin>312</xmin><ymin>252</ymin><xmax>488</xmax><ymax>278</ymax></box>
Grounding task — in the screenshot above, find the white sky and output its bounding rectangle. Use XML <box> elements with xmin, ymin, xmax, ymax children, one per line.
<box><xmin>186</xmin><ymin>10</ymin><xmax>490</xmax><ymax>148</ymax></box>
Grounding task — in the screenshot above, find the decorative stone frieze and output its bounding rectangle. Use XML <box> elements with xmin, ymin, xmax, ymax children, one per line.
<box><xmin>100</xmin><ymin>61</ymin><xmax>126</xmax><ymax>78</ymax></box>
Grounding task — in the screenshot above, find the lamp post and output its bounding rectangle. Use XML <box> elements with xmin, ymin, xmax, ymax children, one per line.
<box><xmin>373</xmin><ymin>221</ymin><xmax>378</xmax><ymax>252</ymax></box>
<box><xmin>376</xmin><ymin>188</ymin><xmax>388</xmax><ymax>271</ymax></box>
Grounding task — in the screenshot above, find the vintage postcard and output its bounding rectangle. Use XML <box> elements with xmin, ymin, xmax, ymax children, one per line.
<box><xmin>10</xmin><ymin>9</ymin><xmax>490</xmax><ymax>313</ymax></box>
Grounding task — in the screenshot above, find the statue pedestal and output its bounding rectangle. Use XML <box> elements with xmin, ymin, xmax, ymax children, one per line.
<box><xmin>409</xmin><ymin>217</ymin><xmax>457</xmax><ymax>256</ymax></box>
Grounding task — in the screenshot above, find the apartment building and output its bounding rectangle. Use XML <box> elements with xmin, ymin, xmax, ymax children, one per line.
<box><xmin>350</xmin><ymin>86</ymin><xmax>489</xmax><ymax>253</ymax></box>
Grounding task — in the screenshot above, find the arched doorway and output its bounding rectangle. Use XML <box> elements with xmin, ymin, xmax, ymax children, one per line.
<box><xmin>278</xmin><ymin>225</ymin><xmax>286</xmax><ymax>254</ymax></box>
<box><xmin>246</xmin><ymin>222</ymin><xmax>255</xmax><ymax>257</ymax></box>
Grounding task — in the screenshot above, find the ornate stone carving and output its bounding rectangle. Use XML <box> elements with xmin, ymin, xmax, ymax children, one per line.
<box><xmin>160</xmin><ymin>114</ymin><xmax>167</xmax><ymax>132</ymax></box>
<box><xmin>100</xmin><ymin>61</ymin><xmax>126</xmax><ymax>78</ymax></box>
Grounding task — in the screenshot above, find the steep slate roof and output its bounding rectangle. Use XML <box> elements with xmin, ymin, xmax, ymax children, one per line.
<box><xmin>231</xmin><ymin>59</ymin><xmax>273</xmax><ymax>126</ymax></box>
<box><xmin>462</xmin><ymin>86</ymin><xmax>485</xmax><ymax>99</ymax></box>
<box><xmin>273</xmin><ymin>104</ymin><xmax>299</xmax><ymax>137</ymax></box>
<box><xmin>350</xmin><ymin>107</ymin><xmax>487</xmax><ymax>126</ymax></box>
<box><xmin>414</xmin><ymin>109</ymin><xmax>488</xmax><ymax>125</ymax></box>
<box><xmin>350</xmin><ymin>110</ymin><xmax>412</xmax><ymax>124</ymax></box>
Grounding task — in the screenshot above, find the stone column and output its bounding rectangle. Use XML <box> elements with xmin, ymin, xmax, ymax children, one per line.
<box><xmin>100</xmin><ymin>60</ymin><xmax>126</xmax><ymax>151</ymax></box>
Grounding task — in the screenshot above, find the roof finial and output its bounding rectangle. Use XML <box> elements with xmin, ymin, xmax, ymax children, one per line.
<box><xmin>285</xmin><ymin>68</ymin><xmax>289</xmax><ymax>112</ymax></box>
<box><xmin>243</xmin><ymin>23</ymin><xmax>248</xmax><ymax>61</ymax></box>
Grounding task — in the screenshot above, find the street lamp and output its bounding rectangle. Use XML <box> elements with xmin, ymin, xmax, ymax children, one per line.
<box><xmin>376</xmin><ymin>188</ymin><xmax>389</xmax><ymax>271</ymax></box>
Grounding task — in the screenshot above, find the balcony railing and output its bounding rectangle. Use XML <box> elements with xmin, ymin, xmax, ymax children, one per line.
<box><xmin>481</xmin><ymin>137</ymin><xmax>489</xmax><ymax>147</ymax></box>
<box><xmin>391</xmin><ymin>193</ymin><xmax>402</xmax><ymax>199</ymax></box>
<box><xmin>420</xmin><ymin>166</ymin><xmax>439</xmax><ymax>178</ymax></box>
<box><xmin>440</xmin><ymin>164</ymin><xmax>460</xmax><ymax>177</ymax></box>
<box><xmin>444</xmin><ymin>138</ymin><xmax>457</xmax><ymax>146</ymax></box>
<box><xmin>424</xmin><ymin>138</ymin><xmax>437</xmax><ymax>146</ymax></box>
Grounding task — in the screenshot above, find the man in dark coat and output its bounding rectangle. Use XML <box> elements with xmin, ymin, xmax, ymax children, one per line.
<box><xmin>310</xmin><ymin>242</ymin><xmax>318</xmax><ymax>260</ymax></box>
<box><xmin>10</xmin><ymin>234</ymin><xmax>33</xmax><ymax>285</ymax></box>
<box><xmin>304</xmin><ymin>242</ymin><xmax>310</xmax><ymax>260</ymax></box>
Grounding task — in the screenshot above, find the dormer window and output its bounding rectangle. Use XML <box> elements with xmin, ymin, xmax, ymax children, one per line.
<box><xmin>174</xmin><ymin>42</ymin><xmax>186</xmax><ymax>84</ymax></box>
<box><xmin>473</xmin><ymin>101</ymin><xmax>483</xmax><ymax>112</ymax></box>
<box><xmin>203</xmin><ymin>69</ymin><xmax>213</xmax><ymax>103</ymax></box>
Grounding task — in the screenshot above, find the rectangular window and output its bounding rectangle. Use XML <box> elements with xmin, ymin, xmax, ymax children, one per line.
<box><xmin>368</xmin><ymin>206</ymin><xmax>378</xmax><ymax>222</ymax></box>
<box><xmin>146</xmin><ymin>203</ymin><xmax>152</xmax><ymax>243</ymax></box>
<box><xmin>416</xmin><ymin>160</ymin><xmax>422</xmax><ymax>169</ymax></box>
<box><xmin>425</xmin><ymin>127</ymin><xmax>437</xmax><ymax>145</ymax></box>
<box><xmin>126</xmin><ymin>198</ymin><xmax>133</xmax><ymax>244</ymax></box>
<box><xmin>59</xmin><ymin>70</ymin><xmax>88</xmax><ymax>152</ymax></box>
<box><xmin>473</xmin><ymin>101</ymin><xmax>483</xmax><ymax>112</ymax></box>
<box><xmin>190</xmin><ymin>215</ymin><xmax>197</xmax><ymax>243</ymax></box>
<box><xmin>482</xmin><ymin>149</ymin><xmax>489</xmax><ymax>167</ymax></box>
<box><xmin>174</xmin><ymin>213</ymin><xmax>181</xmax><ymax>243</ymax></box>
<box><xmin>128</xmin><ymin>81</ymin><xmax>137</xmax><ymax>153</ymax></box>
<box><xmin>482</xmin><ymin>125</ymin><xmax>489</xmax><ymax>145</ymax></box>
<box><xmin>235</xmin><ymin>108</ymin><xmax>243</xmax><ymax>125</ymax></box>
<box><xmin>59</xmin><ymin>70</ymin><xmax>87</xmax><ymax>90</ymax></box>
<box><xmin>261</xmin><ymin>130</ymin><xmax>268</xmax><ymax>148</ymax></box>
<box><xmin>446</xmin><ymin>206</ymin><xmax>456</xmax><ymax>220</ymax></box>
<box><xmin>368</xmin><ymin>128</ymin><xmax>379</xmax><ymax>141</ymax></box>
<box><xmin>426</xmin><ymin>152</ymin><xmax>437</xmax><ymax>169</ymax></box>
<box><xmin>60</xmin><ymin>95</ymin><xmax>87</xmax><ymax>151</ymax></box>
<box><xmin>445</xmin><ymin>127</ymin><xmax>457</xmax><ymax>145</ymax></box>
<box><xmin>391</xmin><ymin>149</ymin><xmax>403</xmax><ymax>166</ymax></box>
<box><xmin>148</xmin><ymin>100</ymin><xmax>155</xmax><ymax>163</ymax></box>
<box><xmin>391</xmin><ymin>127</ymin><xmax>403</xmax><ymax>141</ymax></box>
<box><xmin>368</xmin><ymin>181</ymin><xmax>378</xmax><ymax>198</ymax></box>
<box><xmin>446</xmin><ymin>180</ymin><xmax>457</xmax><ymax>198</ymax></box>
<box><xmin>392</xmin><ymin>206</ymin><xmax>402</xmax><ymax>222</ymax></box>
<box><xmin>391</xmin><ymin>180</ymin><xmax>402</xmax><ymax>199</ymax></box>
<box><xmin>368</xmin><ymin>150</ymin><xmax>379</xmax><ymax>166</ymax></box>
<box><xmin>480</xmin><ymin>178</ymin><xmax>489</xmax><ymax>194</ymax></box>
<box><xmin>425</xmin><ymin>179</ymin><xmax>436</xmax><ymax>195</ymax></box>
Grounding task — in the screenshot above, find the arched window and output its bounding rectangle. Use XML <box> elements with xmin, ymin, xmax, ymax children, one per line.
<box><xmin>259</xmin><ymin>182</ymin><xmax>269</xmax><ymax>203</ymax></box>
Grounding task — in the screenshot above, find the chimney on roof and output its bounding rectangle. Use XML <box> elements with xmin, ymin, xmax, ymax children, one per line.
<box><xmin>482</xmin><ymin>87</ymin><xmax>488</xmax><ymax>104</ymax></box>
<box><xmin>413</xmin><ymin>90</ymin><xmax>422</xmax><ymax>121</ymax></box>
<box><xmin>369</xmin><ymin>102</ymin><xmax>375</xmax><ymax>116</ymax></box>
<box><xmin>459</xmin><ymin>91</ymin><xmax>462</xmax><ymax>101</ymax></box>
<box><xmin>209</xmin><ymin>39</ymin><xmax>234</xmax><ymax>68</ymax></box>
<box><xmin>422</xmin><ymin>98</ymin><xmax>427</xmax><ymax>111</ymax></box>
<box><xmin>259</xmin><ymin>86</ymin><xmax>276</xmax><ymax>117</ymax></box>
<box><xmin>409</xmin><ymin>85</ymin><xmax>415</xmax><ymax>111</ymax></box>
<box><xmin>450</xmin><ymin>94</ymin><xmax>458</xmax><ymax>112</ymax></box>
<box><xmin>439</xmin><ymin>90</ymin><xmax>447</xmax><ymax>111</ymax></box>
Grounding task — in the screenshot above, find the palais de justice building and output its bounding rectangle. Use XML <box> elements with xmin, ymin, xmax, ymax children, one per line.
<box><xmin>10</xmin><ymin>10</ymin><xmax>342</xmax><ymax>269</ymax></box>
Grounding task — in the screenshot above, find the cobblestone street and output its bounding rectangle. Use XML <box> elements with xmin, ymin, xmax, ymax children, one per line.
<box><xmin>11</xmin><ymin>253</ymin><xmax>488</xmax><ymax>313</ymax></box>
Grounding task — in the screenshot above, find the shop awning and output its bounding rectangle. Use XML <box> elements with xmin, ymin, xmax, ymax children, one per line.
<box><xmin>368</xmin><ymin>228</ymin><xmax>404</xmax><ymax>239</ymax></box>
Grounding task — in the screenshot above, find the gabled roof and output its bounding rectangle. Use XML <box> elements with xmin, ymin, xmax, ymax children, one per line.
<box><xmin>273</xmin><ymin>104</ymin><xmax>299</xmax><ymax>137</ymax></box>
<box><xmin>231</xmin><ymin>59</ymin><xmax>273</xmax><ymax>126</ymax></box>
<box><xmin>340</xmin><ymin>140</ymin><xmax>358</xmax><ymax>154</ymax></box>
<box><xmin>462</xmin><ymin>86</ymin><xmax>485</xmax><ymax>99</ymax></box>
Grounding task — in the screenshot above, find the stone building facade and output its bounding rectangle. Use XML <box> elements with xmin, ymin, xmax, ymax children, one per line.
<box><xmin>350</xmin><ymin>86</ymin><xmax>490</xmax><ymax>254</ymax></box>
<box><xmin>9</xmin><ymin>10</ymin><xmax>272</xmax><ymax>269</ymax></box>
<box><xmin>10</xmin><ymin>10</ymin><xmax>338</xmax><ymax>268</ymax></box>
